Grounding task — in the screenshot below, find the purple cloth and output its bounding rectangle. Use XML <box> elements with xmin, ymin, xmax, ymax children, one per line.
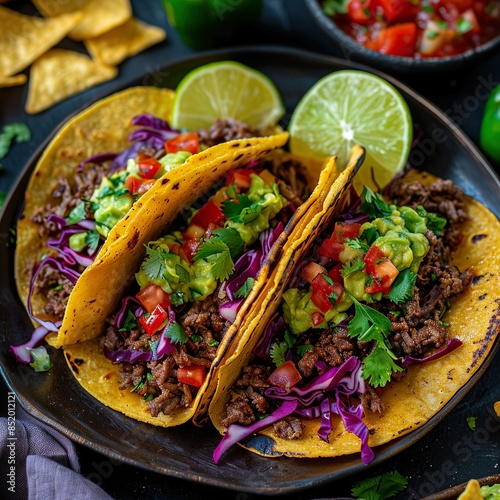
<box><xmin>1</xmin><ymin>405</ymin><xmax>112</xmax><ymax>499</ymax></box>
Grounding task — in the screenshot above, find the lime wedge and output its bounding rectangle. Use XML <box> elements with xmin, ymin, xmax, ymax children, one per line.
<box><xmin>289</xmin><ymin>70</ymin><xmax>412</xmax><ymax>193</ymax></box>
<box><xmin>171</xmin><ymin>61</ymin><xmax>285</xmax><ymax>130</ymax></box>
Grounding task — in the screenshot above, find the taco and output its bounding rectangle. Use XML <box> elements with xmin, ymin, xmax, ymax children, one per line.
<box><xmin>13</xmin><ymin>85</ymin><xmax>290</xmax><ymax>352</ymax></box>
<box><xmin>57</xmin><ymin>140</ymin><xmax>364</xmax><ymax>428</ymax></box>
<box><xmin>209</xmin><ymin>168</ymin><xmax>500</xmax><ymax>463</ymax></box>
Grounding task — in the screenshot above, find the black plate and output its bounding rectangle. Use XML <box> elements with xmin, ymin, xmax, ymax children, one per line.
<box><xmin>1</xmin><ymin>47</ymin><xmax>499</xmax><ymax>495</ymax></box>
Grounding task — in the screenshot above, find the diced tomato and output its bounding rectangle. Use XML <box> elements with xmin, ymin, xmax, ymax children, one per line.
<box><xmin>177</xmin><ymin>365</ymin><xmax>206</xmax><ymax>387</ymax></box>
<box><xmin>366</xmin><ymin>23</ymin><xmax>418</xmax><ymax>57</ymax></box>
<box><xmin>227</xmin><ymin>168</ymin><xmax>255</xmax><ymax>190</ymax></box>
<box><xmin>365</xmin><ymin>260</ymin><xmax>399</xmax><ymax>294</ymax></box>
<box><xmin>302</xmin><ymin>262</ymin><xmax>328</xmax><ymax>284</ymax></box>
<box><xmin>319</xmin><ymin>222</ymin><xmax>361</xmax><ymax>261</ymax></box>
<box><xmin>347</xmin><ymin>0</ymin><xmax>376</xmax><ymax>24</ymax></box>
<box><xmin>377</xmin><ymin>0</ymin><xmax>419</xmax><ymax>21</ymax></box>
<box><xmin>268</xmin><ymin>360</ymin><xmax>302</xmax><ymax>389</ymax></box>
<box><xmin>125</xmin><ymin>176</ymin><xmax>146</xmax><ymax>195</ymax></box>
<box><xmin>139</xmin><ymin>304</ymin><xmax>167</xmax><ymax>335</ymax></box>
<box><xmin>165</xmin><ymin>132</ymin><xmax>199</xmax><ymax>154</ymax></box>
<box><xmin>363</xmin><ymin>245</ymin><xmax>387</xmax><ymax>275</ymax></box>
<box><xmin>190</xmin><ymin>200</ymin><xmax>225</xmax><ymax>229</ymax></box>
<box><xmin>311</xmin><ymin>311</ymin><xmax>325</xmax><ymax>326</ymax></box>
<box><xmin>328</xmin><ymin>262</ymin><xmax>344</xmax><ymax>285</ymax></box>
<box><xmin>137</xmin><ymin>155</ymin><xmax>161</xmax><ymax>179</ymax></box>
<box><xmin>311</xmin><ymin>273</ymin><xmax>343</xmax><ymax>313</ymax></box>
<box><xmin>182</xmin><ymin>239</ymin><xmax>201</xmax><ymax>263</ymax></box>
<box><xmin>136</xmin><ymin>284</ymin><xmax>170</xmax><ymax>313</ymax></box>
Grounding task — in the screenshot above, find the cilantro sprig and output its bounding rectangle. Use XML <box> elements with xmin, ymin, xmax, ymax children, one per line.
<box><xmin>351</xmin><ymin>470</ymin><xmax>408</xmax><ymax>500</ymax></box>
<box><xmin>234</xmin><ymin>277</ymin><xmax>254</xmax><ymax>299</ymax></box>
<box><xmin>387</xmin><ymin>269</ymin><xmax>417</xmax><ymax>305</ymax></box>
<box><xmin>143</xmin><ymin>246</ymin><xmax>172</xmax><ymax>281</ymax></box>
<box><xmin>0</xmin><ymin>123</ymin><xmax>31</xmax><ymax>167</ymax></box>
<box><xmin>223</xmin><ymin>194</ymin><xmax>263</xmax><ymax>224</ymax></box>
<box><xmin>346</xmin><ymin>291</ymin><xmax>402</xmax><ymax>387</ymax></box>
<box><xmin>360</xmin><ymin>186</ymin><xmax>393</xmax><ymax>219</ymax></box>
<box><xmin>164</xmin><ymin>321</ymin><xmax>187</xmax><ymax>345</ymax></box>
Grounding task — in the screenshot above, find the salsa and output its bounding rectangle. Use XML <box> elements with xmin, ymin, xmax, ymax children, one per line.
<box><xmin>321</xmin><ymin>0</ymin><xmax>500</xmax><ymax>58</ymax></box>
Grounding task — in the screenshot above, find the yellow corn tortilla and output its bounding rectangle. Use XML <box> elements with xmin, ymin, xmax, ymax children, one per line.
<box><xmin>84</xmin><ymin>17</ymin><xmax>166</xmax><ymax>67</ymax></box>
<box><xmin>61</xmin><ymin>140</ymin><xmax>342</xmax><ymax>428</ymax></box>
<box><xmin>32</xmin><ymin>0</ymin><xmax>132</xmax><ymax>41</ymax></box>
<box><xmin>209</xmin><ymin>168</ymin><xmax>500</xmax><ymax>459</ymax></box>
<box><xmin>0</xmin><ymin>73</ymin><xmax>27</xmax><ymax>88</ymax></box>
<box><xmin>25</xmin><ymin>49</ymin><xmax>118</xmax><ymax>114</ymax></box>
<box><xmin>0</xmin><ymin>7</ymin><xmax>83</xmax><ymax>77</ymax></box>
<box><xmin>16</xmin><ymin>86</ymin><xmax>175</xmax><ymax>326</ymax></box>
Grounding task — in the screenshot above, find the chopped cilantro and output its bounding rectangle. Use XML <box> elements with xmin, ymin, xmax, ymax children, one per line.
<box><xmin>284</xmin><ymin>329</ymin><xmax>296</xmax><ymax>348</ymax></box>
<box><xmin>351</xmin><ymin>470</ymin><xmax>408</xmax><ymax>500</ymax></box>
<box><xmin>223</xmin><ymin>194</ymin><xmax>258</xmax><ymax>223</ymax></box>
<box><xmin>322</xmin><ymin>273</ymin><xmax>334</xmax><ymax>286</ymax></box>
<box><xmin>66</xmin><ymin>201</ymin><xmax>87</xmax><ymax>225</ymax></box>
<box><xmin>328</xmin><ymin>292</ymin><xmax>339</xmax><ymax>304</ymax></box>
<box><xmin>234</xmin><ymin>277</ymin><xmax>254</xmax><ymax>299</ymax></box>
<box><xmin>212</xmin><ymin>227</ymin><xmax>245</xmax><ymax>260</ymax></box>
<box><xmin>164</xmin><ymin>320</ymin><xmax>188</xmax><ymax>345</ymax></box>
<box><xmin>436</xmin><ymin>20</ymin><xmax>448</xmax><ymax>29</ymax></box>
<box><xmin>270</xmin><ymin>341</ymin><xmax>288</xmax><ymax>367</ymax></box>
<box><xmin>194</xmin><ymin>238</ymin><xmax>234</xmax><ymax>281</ymax></box>
<box><xmin>190</xmin><ymin>334</ymin><xmax>203</xmax><ymax>343</ymax></box>
<box><xmin>427</xmin><ymin>31</ymin><xmax>439</xmax><ymax>39</ymax></box>
<box><xmin>175</xmin><ymin>264</ymin><xmax>190</xmax><ymax>284</ymax></box>
<box><xmin>416</xmin><ymin>205</ymin><xmax>446</xmax><ymax>235</ymax></box>
<box><xmin>297</xmin><ymin>344</ymin><xmax>313</xmax><ymax>357</ymax></box>
<box><xmin>322</xmin><ymin>0</ymin><xmax>348</xmax><ymax>15</ymax></box>
<box><xmin>119</xmin><ymin>310</ymin><xmax>137</xmax><ymax>332</ymax></box>
<box><xmin>347</xmin><ymin>237</ymin><xmax>370</xmax><ymax>251</ymax></box>
<box><xmin>85</xmin><ymin>230</ymin><xmax>101</xmax><ymax>252</ymax></box>
<box><xmin>363</xmin><ymin>226</ymin><xmax>380</xmax><ymax>245</ymax></box>
<box><xmin>387</xmin><ymin>269</ymin><xmax>417</xmax><ymax>305</ymax></box>
<box><xmin>341</xmin><ymin>257</ymin><xmax>365</xmax><ymax>278</ymax></box>
<box><xmin>347</xmin><ymin>292</ymin><xmax>392</xmax><ymax>340</ymax></box>
<box><xmin>360</xmin><ymin>186</ymin><xmax>392</xmax><ymax>218</ymax></box>
<box><xmin>144</xmin><ymin>393</ymin><xmax>154</xmax><ymax>401</ymax></box>
<box><xmin>422</xmin><ymin>4</ymin><xmax>434</xmax><ymax>13</ymax></box>
<box><xmin>457</xmin><ymin>17</ymin><xmax>474</xmax><ymax>35</ymax></box>
<box><xmin>207</xmin><ymin>339</ymin><xmax>220</xmax><ymax>347</ymax></box>
<box><xmin>53</xmin><ymin>284</ymin><xmax>63</xmax><ymax>291</ymax></box>
<box><xmin>466</xmin><ymin>416</ymin><xmax>477</xmax><ymax>430</ymax></box>
<box><xmin>0</xmin><ymin>123</ymin><xmax>31</xmax><ymax>160</ymax></box>
<box><xmin>170</xmin><ymin>290</ymin><xmax>185</xmax><ymax>306</ymax></box>
<box><xmin>143</xmin><ymin>246</ymin><xmax>170</xmax><ymax>281</ymax></box>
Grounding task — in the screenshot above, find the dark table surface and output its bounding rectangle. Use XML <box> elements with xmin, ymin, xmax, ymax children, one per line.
<box><xmin>1</xmin><ymin>1</ymin><xmax>499</xmax><ymax>499</ymax></box>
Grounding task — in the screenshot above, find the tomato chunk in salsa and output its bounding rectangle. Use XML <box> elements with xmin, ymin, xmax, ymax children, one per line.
<box><xmin>321</xmin><ymin>0</ymin><xmax>500</xmax><ymax>58</ymax></box>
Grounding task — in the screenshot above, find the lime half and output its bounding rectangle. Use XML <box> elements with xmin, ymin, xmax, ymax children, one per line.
<box><xmin>171</xmin><ymin>61</ymin><xmax>285</xmax><ymax>131</ymax></box>
<box><xmin>289</xmin><ymin>70</ymin><xmax>412</xmax><ymax>192</ymax></box>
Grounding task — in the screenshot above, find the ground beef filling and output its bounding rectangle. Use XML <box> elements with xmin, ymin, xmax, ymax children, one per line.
<box><xmin>100</xmin><ymin>286</ymin><xmax>231</xmax><ymax>417</ymax></box>
<box><xmin>223</xmin><ymin>178</ymin><xmax>472</xmax><ymax>438</ymax></box>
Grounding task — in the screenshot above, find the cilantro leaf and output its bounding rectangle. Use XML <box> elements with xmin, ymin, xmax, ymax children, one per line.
<box><xmin>346</xmin><ymin>292</ymin><xmax>392</xmax><ymax>339</ymax></box>
<box><xmin>119</xmin><ymin>310</ymin><xmax>137</xmax><ymax>332</ymax></box>
<box><xmin>341</xmin><ymin>257</ymin><xmax>366</xmax><ymax>278</ymax></box>
<box><xmin>85</xmin><ymin>230</ymin><xmax>101</xmax><ymax>252</ymax></box>
<box><xmin>270</xmin><ymin>341</ymin><xmax>288</xmax><ymax>367</ymax></box>
<box><xmin>352</xmin><ymin>470</ymin><xmax>408</xmax><ymax>500</ymax></box>
<box><xmin>416</xmin><ymin>205</ymin><xmax>446</xmax><ymax>236</ymax></box>
<box><xmin>222</xmin><ymin>194</ymin><xmax>254</xmax><ymax>222</ymax></box>
<box><xmin>66</xmin><ymin>201</ymin><xmax>87</xmax><ymax>225</ymax></box>
<box><xmin>363</xmin><ymin>226</ymin><xmax>380</xmax><ymax>245</ymax></box>
<box><xmin>347</xmin><ymin>237</ymin><xmax>370</xmax><ymax>251</ymax></box>
<box><xmin>362</xmin><ymin>338</ymin><xmax>403</xmax><ymax>387</ymax></box>
<box><xmin>190</xmin><ymin>334</ymin><xmax>202</xmax><ymax>343</ymax></box>
<box><xmin>322</xmin><ymin>0</ymin><xmax>348</xmax><ymax>15</ymax></box>
<box><xmin>360</xmin><ymin>186</ymin><xmax>393</xmax><ymax>219</ymax></box>
<box><xmin>0</xmin><ymin>123</ymin><xmax>31</xmax><ymax>159</ymax></box>
<box><xmin>143</xmin><ymin>246</ymin><xmax>170</xmax><ymax>281</ymax></box>
<box><xmin>170</xmin><ymin>290</ymin><xmax>185</xmax><ymax>306</ymax></box>
<box><xmin>194</xmin><ymin>238</ymin><xmax>234</xmax><ymax>281</ymax></box>
<box><xmin>212</xmin><ymin>227</ymin><xmax>245</xmax><ymax>260</ymax></box>
<box><xmin>234</xmin><ymin>277</ymin><xmax>254</xmax><ymax>299</ymax></box>
<box><xmin>175</xmin><ymin>264</ymin><xmax>190</xmax><ymax>284</ymax></box>
<box><xmin>207</xmin><ymin>339</ymin><xmax>220</xmax><ymax>347</ymax></box>
<box><xmin>466</xmin><ymin>416</ymin><xmax>477</xmax><ymax>431</ymax></box>
<box><xmin>297</xmin><ymin>344</ymin><xmax>313</xmax><ymax>357</ymax></box>
<box><xmin>387</xmin><ymin>269</ymin><xmax>417</xmax><ymax>305</ymax></box>
<box><xmin>164</xmin><ymin>321</ymin><xmax>187</xmax><ymax>345</ymax></box>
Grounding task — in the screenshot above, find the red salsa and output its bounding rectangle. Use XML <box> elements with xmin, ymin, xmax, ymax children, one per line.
<box><xmin>321</xmin><ymin>0</ymin><xmax>500</xmax><ymax>57</ymax></box>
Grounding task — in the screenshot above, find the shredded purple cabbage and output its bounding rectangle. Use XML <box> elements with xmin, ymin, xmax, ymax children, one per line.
<box><xmin>253</xmin><ymin>312</ymin><xmax>284</xmax><ymax>362</ymax></box>
<box><xmin>78</xmin><ymin>153</ymin><xmax>118</xmax><ymax>172</ymax></box>
<box><xmin>400</xmin><ymin>338</ymin><xmax>462</xmax><ymax>367</ymax></box>
<box><xmin>10</xmin><ymin>322</ymin><xmax>61</xmax><ymax>364</ymax></box>
<box><xmin>131</xmin><ymin>113</ymin><xmax>178</xmax><ymax>132</ymax></box>
<box><xmin>219</xmin><ymin>300</ymin><xmax>243</xmax><ymax>323</ymax></box>
<box><xmin>213</xmin><ymin>400</ymin><xmax>298</xmax><ymax>464</ymax></box>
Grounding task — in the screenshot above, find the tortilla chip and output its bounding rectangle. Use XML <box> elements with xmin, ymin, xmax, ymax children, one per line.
<box><xmin>458</xmin><ymin>480</ymin><xmax>482</xmax><ymax>500</ymax></box>
<box><xmin>25</xmin><ymin>49</ymin><xmax>117</xmax><ymax>114</ymax></box>
<box><xmin>495</xmin><ymin>401</ymin><xmax>500</xmax><ymax>417</ymax></box>
<box><xmin>84</xmin><ymin>17</ymin><xmax>166</xmax><ymax>67</ymax></box>
<box><xmin>0</xmin><ymin>73</ymin><xmax>27</xmax><ymax>88</ymax></box>
<box><xmin>32</xmin><ymin>0</ymin><xmax>132</xmax><ymax>41</ymax></box>
<box><xmin>0</xmin><ymin>7</ymin><xmax>83</xmax><ymax>77</ymax></box>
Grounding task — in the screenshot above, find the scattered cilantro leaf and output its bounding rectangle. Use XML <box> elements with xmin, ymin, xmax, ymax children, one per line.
<box><xmin>457</xmin><ymin>17</ymin><xmax>474</xmax><ymax>34</ymax></box>
<box><xmin>297</xmin><ymin>344</ymin><xmax>313</xmax><ymax>357</ymax></box>
<box><xmin>0</xmin><ymin>123</ymin><xmax>31</xmax><ymax>159</ymax></box>
<box><xmin>119</xmin><ymin>310</ymin><xmax>137</xmax><ymax>332</ymax></box>
<box><xmin>466</xmin><ymin>416</ymin><xmax>477</xmax><ymax>431</ymax></box>
<box><xmin>362</xmin><ymin>336</ymin><xmax>403</xmax><ymax>387</ymax></box>
<box><xmin>416</xmin><ymin>205</ymin><xmax>446</xmax><ymax>235</ymax></box>
<box><xmin>360</xmin><ymin>186</ymin><xmax>392</xmax><ymax>218</ymax></box>
<box><xmin>85</xmin><ymin>230</ymin><xmax>100</xmax><ymax>252</ymax></box>
<box><xmin>53</xmin><ymin>284</ymin><xmax>63</xmax><ymax>291</ymax></box>
<box><xmin>328</xmin><ymin>292</ymin><xmax>339</xmax><ymax>304</ymax></box>
<box><xmin>0</xmin><ymin>192</ymin><xmax>5</xmax><ymax>210</ymax></box>
<box><xmin>284</xmin><ymin>330</ymin><xmax>296</xmax><ymax>348</ymax></box>
<box><xmin>66</xmin><ymin>201</ymin><xmax>87</xmax><ymax>225</ymax></box>
<box><xmin>351</xmin><ymin>470</ymin><xmax>408</xmax><ymax>500</ymax></box>
<box><xmin>190</xmin><ymin>334</ymin><xmax>202</xmax><ymax>343</ymax></box>
<box><xmin>194</xmin><ymin>238</ymin><xmax>234</xmax><ymax>281</ymax></box>
<box><xmin>322</xmin><ymin>0</ymin><xmax>348</xmax><ymax>15</ymax></box>
<box><xmin>341</xmin><ymin>257</ymin><xmax>366</xmax><ymax>278</ymax></box>
<box><xmin>170</xmin><ymin>290</ymin><xmax>185</xmax><ymax>306</ymax></box>
<box><xmin>143</xmin><ymin>246</ymin><xmax>170</xmax><ymax>281</ymax></box>
<box><xmin>363</xmin><ymin>226</ymin><xmax>380</xmax><ymax>245</ymax></box>
<box><xmin>212</xmin><ymin>227</ymin><xmax>245</xmax><ymax>260</ymax></box>
<box><xmin>164</xmin><ymin>321</ymin><xmax>187</xmax><ymax>344</ymax></box>
<box><xmin>234</xmin><ymin>277</ymin><xmax>254</xmax><ymax>299</ymax></box>
<box><xmin>346</xmin><ymin>292</ymin><xmax>392</xmax><ymax>339</ymax></box>
<box><xmin>347</xmin><ymin>237</ymin><xmax>370</xmax><ymax>251</ymax></box>
<box><xmin>387</xmin><ymin>269</ymin><xmax>417</xmax><ymax>305</ymax></box>
<box><xmin>270</xmin><ymin>341</ymin><xmax>288</xmax><ymax>367</ymax></box>
<box><xmin>222</xmin><ymin>194</ymin><xmax>254</xmax><ymax>222</ymax></box>
<box><xmin>175</xmin><ymin>264</ymin><xmax>190</xmax><ymax>284</ymax></box>
<box><xmin>207</xmin><ymin>339</ymin><xmax>220</xmax><ymax>347</ymax></box>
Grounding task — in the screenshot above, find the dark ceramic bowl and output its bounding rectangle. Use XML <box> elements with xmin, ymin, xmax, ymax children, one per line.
<box><xmin>305</xmin><ymin>0</ymin><xmax>500</xmax><ymax>73</ymax></box>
